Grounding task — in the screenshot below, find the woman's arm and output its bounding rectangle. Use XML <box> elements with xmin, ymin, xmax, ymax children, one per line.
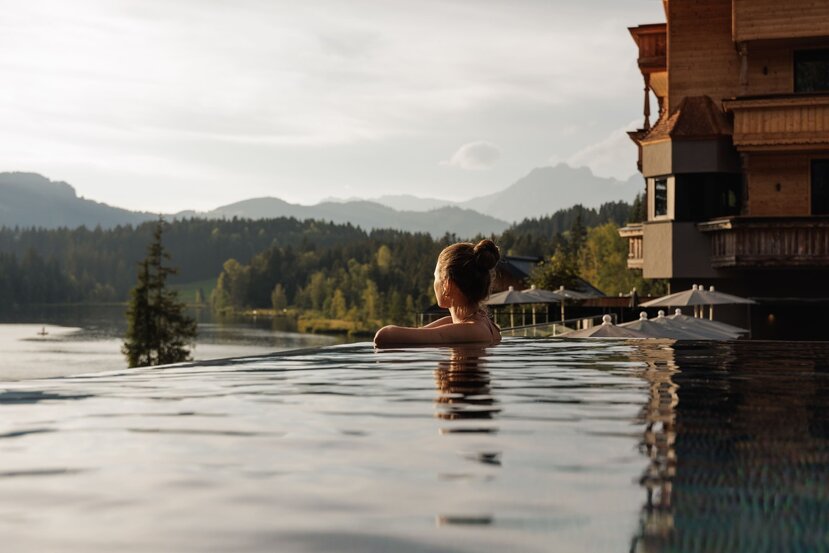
<box><xmin>374</xmin><ymin>321</ymin><xmax>493</xmax><ymax>347</ymax></box>
<box><xmin>422</xmin><ymin>316</ymin><xmax>453</xmax><ymax>328</ymax></box>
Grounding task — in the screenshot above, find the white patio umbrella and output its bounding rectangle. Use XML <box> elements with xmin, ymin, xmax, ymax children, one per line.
<box><xmin>551</xmin><ymin>285</ymin><xmax>594</xmax><ymax>301</ymax></box>
<box><xmin>640</xmin><ymin>284</ymin><xmax>756</xmax><ymax>319</ymax></box>
<box><xmin>546</xmin><ymin>285</ymin><xmax>593</xmax><ymax>322</ymax></box>
<box><xmin>520</xmin><ymin>285</ymin><xmax>562</xmax><ymax>325</ymax></box>
<box><xmin>520</xmin><ymin>285</ymin><xmax>562</xmax><ymax>303</ymax></box>
<box><xmin>486</xmin><ymin>286</ymin><xmax>542</xmax><ymax>328</ymax></box>
<box><xmin>486</xmin><ymin>286</ymin><xmax>530</xmax><ymax>306</ymax></box>
<box><xmin>566</xmin><ymin>314</ymin><xmax>650</xmax><ymax>338</ymax></box>
<box><xmin>634</xmin><ymin>310</ymin><xmax>740</xmax><ymax>340</ymax></box>
<box><xmin>620</xmin><ymin>312</ymin><xmax>717</xmax><ymax>340</ymax></box>
<box><xmin>664</xmin><ymin>308</ymin><xmax>748</xmax><ymax>339</ymax></box>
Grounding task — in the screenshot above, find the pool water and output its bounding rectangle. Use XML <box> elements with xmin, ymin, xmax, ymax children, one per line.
<box><xmin>0</xmin><ymin>338</ymin><xmax>827</xmax><ymax>552</ymax></box>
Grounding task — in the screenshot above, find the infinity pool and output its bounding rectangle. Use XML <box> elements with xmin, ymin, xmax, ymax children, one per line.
<box><xmin>0</xmin><ymin>338</ymin><xmax>827</xmax><ymax>552</ymax></box>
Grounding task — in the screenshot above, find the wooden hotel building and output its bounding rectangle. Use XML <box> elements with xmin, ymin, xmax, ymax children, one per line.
<box><xmin>621</xmin><ymin>0</ymin><xmax>829</xmax><ymax>338</ymax></box>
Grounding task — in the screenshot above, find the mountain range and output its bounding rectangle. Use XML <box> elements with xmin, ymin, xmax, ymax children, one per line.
<box><xmin>327</xmin><ymin>165</ymin><xmax>641</xmax><ymax>222</ymax></box>
<box><xmin>0</xmin><ymin>172</ymin><xmax>156</xmax><ymax>229</ymax></box>
<box><xmin>176</xmin><ymin>198</ymin><xmax>510</xmax><ymax>237</ymax></box>
<box><xmin>0</xmin><ymin>164</ymin><xmax>641</xmax><ymax>236</ymax></box>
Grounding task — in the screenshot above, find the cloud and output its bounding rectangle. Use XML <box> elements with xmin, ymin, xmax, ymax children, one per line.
<box><xmin>564</xmin><ymin>119</ymin><xmax>640</xmax><ymax>180</ymax></box>
<box><xmin>0</xmin><ymin>0</ymin><xmax>661</xmax><ymax>209</ymax></box>
<box><xmin>442</xmin><ymin>141</ymin><xmax>501</xmax><ymax>170</ymax></box>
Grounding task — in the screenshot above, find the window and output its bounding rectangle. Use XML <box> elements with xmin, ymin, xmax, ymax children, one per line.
<box><xmin>795</xmin><ymin>49</ymin><xmax>829</xmax><ymax>93</ymax></box>
<box><xmin>813</xmin><ymin>160</ymin><xmax>829</xmax><ymax>215</ymax></box>
<box><xmin>654</xmin><ymin>178</ymin><xmax>668</xmax><ymax>217</ymax></box>
<box><xmin>672</xmin><ymin>173</ymin><xmax>742</xmax><ymax>222</ymax></box>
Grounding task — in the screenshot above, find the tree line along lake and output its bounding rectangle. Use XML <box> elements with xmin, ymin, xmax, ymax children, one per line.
<box><xmin>0</xmin><ymin>199</ymin><xmax>650</xmax><ymax>379</ymax></box>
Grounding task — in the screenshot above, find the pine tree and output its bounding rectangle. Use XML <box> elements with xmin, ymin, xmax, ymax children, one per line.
<box><xmin>567</xmin><ymin>208</ymin><xmax>587</xmax><ymax>258</ymax></box>
<box><xmin>123</xmin><ymin>220</ymin><xmax>197</xmax><ymax>368</ymax></box>
<box><xmin>629</xmin><ymin>192</ymin><xmax>646</xmax><ymax>223</ymax></box>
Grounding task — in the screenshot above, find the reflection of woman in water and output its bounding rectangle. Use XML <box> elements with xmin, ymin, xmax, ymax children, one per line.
<box><xmin>434</xmin><ymin>346</ymin><xmax>499</xmax><ymax>421</ymax></box>
<box><xmin>374</xmin><ymin>240</ymin><xmax>501</xmax><ymax>347</ymax></box>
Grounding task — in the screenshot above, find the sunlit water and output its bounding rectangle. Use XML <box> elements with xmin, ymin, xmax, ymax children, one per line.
<box><xmin>0</xmin><ymin>305</ymin><xmax>342</xmax><ymax>379</ymax></box>
<box><xmin>0</xmin><ymin>338</ymin><xmax>827</xmax><ymax>552</ymax></box>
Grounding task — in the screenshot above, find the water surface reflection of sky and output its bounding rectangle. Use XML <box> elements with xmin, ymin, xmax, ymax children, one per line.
<box><xmin>0</xmin><ymin>335</ymin><xmax>826</xmax><ymax>551</ymax></box>
<box><xmin>0</xmin><ymin>305</ymin><xmax>341</xmax><ymax>379</ymax></box>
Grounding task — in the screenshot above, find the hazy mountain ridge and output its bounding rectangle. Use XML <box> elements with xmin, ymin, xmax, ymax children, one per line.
<box><xmin>0</xmin><ymin>172</ymin><xmax>157</xmax><ymax>229</ymax></box>
<box><xmin>181</xmin><ymin>198</ymin><xmax>510</xmax><ymax>237</ymax></box>
<box><xmin>458</xmin><ymin>164</ymin><xmax>641</xmax><ymax>222</ymax></box>
<box><xmin>0</xmin><ymin>173</ymin><xmax>508</xmax><ymax>237</ymax></box>
<box><xmin>366</xmin><ymin>194</ymin><xmax>455</xmax><ymax>212</ymax></box>
<box><xmin>326</xmin><ymin>164</ymin><xmax>642</xmax><ymax>222</ymax></box>
<box><xmin>0</xmin><ymin>163</ymin><xmax>641</xmax><ymax>233</ymax></box>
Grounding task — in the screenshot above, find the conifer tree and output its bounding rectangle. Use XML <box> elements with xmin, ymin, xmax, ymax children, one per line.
<box><xmin>123</xmin><ymin>220</ymin><xmax>197</xmax><ymax>367</ymax></box>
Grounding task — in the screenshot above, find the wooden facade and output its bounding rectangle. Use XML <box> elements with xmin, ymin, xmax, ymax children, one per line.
<box><xmin>733</xmin><ymin>0</ymin><xmax>829</xmax><ymax>42</ymax></box>
<box><xmin>667</xmin><ymin>0</ymin><xmax>740</xmax><ymax>113</ymax></box>
<box><xmin>726</xmin><ymin>95</ymin><xmax>829</xmax><ymax>150</ymax></box>
<box><xmin>743</xmin><ymin>155</ymin><xmax>811</xmax><ymax>216</ymax></box>
<box><xmin>621</xmin><ymin>0</ymin><xmax>829</xmax><ymax>308</ymax></box>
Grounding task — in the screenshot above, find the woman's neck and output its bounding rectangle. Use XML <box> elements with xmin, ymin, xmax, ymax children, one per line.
<box><xmin>449</xmin><ymin>305</ymin><xmax>480</xmax><ymax>323</ymax></box>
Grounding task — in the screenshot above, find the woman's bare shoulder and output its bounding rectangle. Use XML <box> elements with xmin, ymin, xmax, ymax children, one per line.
<box><xmin>374</xmin><ymin>319</ymin><xmax>497</xmax><ymax>348</ymax></box>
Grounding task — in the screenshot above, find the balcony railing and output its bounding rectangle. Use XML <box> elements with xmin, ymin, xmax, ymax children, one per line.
<box><xmin>619</xmin><ymin>223</ymin><xmax>644</xmax><ymax>269</ymax></box>
<box><xmin>723</xmin><ymin>93</ymin><xmax>829</xmax><ymax>150</ymax></box>
<box><xmin>699</xmin><ymin>217</ymin><xmax>829</xmax><ymax>268</ymax></box>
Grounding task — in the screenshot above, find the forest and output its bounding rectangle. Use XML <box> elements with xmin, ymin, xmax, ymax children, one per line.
<box><xmin>0</xmin><ymin>197</ymin><xmax>651</xmax><ymax>331</ymax></box>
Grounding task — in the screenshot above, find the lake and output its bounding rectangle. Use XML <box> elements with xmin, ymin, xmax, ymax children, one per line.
<box><xmin>0</xmin><ymin>305</ymin><xmax>345</xmax><ymax>380</ymax></box>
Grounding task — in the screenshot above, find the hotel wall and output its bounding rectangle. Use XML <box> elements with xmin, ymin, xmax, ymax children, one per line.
<box><xmin>668</xmin><ymin>0</ymin><xmax>740</xmax><ymax>112</ymax></box>
<box><xmin>642</xmin><ymin>221</ymin><xmax>719</xmax><ymax>279</ymax></box>
<box><xmin>745</xmin><ymin>44</ymin><xmax>792</xmax><ymax>96</ymax></box>
<box><xmin>745</xmin><ymin>41</ymin><xmax>829</xmax><ymax>97</ymax></box>
<box><xmin>745</xmin><ymin>154</ymin><xmax>810</xmax><ymax>216</ymax></box>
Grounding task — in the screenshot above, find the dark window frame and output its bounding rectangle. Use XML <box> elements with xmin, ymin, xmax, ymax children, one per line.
<box><xmin>795</xmin><ymin>49</ymin><xmax>829</xmax><ymax>93</ymax></box>
<box><xmin>812</xmin><ymin>159</ymin><xmax>829</xmax><ymax>215</ymax></box>
<box><xmin>654</xmin><ymin>177</ymin><xmax>668</xmax><ymax>217</ymax></box>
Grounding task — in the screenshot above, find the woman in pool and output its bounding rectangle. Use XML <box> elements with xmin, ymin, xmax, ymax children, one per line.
<box><xmin>373</xmin><ymin>239</ymin><xmax>501</xmax><ymax>347</ymax></box>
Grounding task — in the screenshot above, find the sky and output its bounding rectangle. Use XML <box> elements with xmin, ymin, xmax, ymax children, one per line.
<box><xmin>0</xmin><ymin>0</ymin><xmax>663</xmax><ymax>213</ymax></box>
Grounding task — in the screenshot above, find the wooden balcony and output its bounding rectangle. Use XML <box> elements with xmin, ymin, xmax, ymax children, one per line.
<box><xmin>629</xmin><ymin>24</ymin><xmax>666</xmax><ymax>74</ymax></box>
<box><xmin>699</xmin><ymin>217</ymin><xmax>829</xmax><ymax>268</ymax></box>
<box><xmin>619</xmin><ymin>223</ymin><xmax>644</xmax><ymax>270</ymax></box>
<box><xmin>724</xmin><ymin>93</ymin><xmax>829</xmax><ymax>151</ymax></box>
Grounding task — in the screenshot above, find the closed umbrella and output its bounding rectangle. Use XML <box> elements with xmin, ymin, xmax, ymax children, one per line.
<box><xmin>566</xmin><ymin>314</ymin><xmax>650</xmax><ymax>338</ymax></box>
